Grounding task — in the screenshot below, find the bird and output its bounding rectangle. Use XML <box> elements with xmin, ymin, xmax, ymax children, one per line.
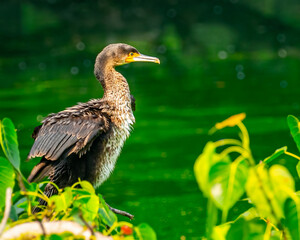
<box><xmin>27</xmin><ymin>43</ymin><xmax>160</xmax><ymax>217</ymax></box>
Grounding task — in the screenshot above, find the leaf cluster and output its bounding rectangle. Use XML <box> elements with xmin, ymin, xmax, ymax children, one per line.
<box><xmin>195</xmin><ymin>113</ymin><xmax>300</xmax><ymax>240</ymax></box>
<box><xmin>0</xmin><ymin>118</ymin><xmax>156</xmax><ymax>240</ymax></box>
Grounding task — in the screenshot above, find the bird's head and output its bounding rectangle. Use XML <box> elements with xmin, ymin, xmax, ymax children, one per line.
<box><xmin>98</xmin><ymin>43</ymin><xmax>160</xmax><ymax>67</ymax></box>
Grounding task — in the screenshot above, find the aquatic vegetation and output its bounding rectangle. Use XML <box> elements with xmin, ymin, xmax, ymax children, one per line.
<box><xmin>195</xmin><ymin>113</ymin><xmax>300</xmax><ymax>240</ymax></box>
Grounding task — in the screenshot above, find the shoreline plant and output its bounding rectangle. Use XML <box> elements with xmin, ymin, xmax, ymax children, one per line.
<box><xmin>194</xmin><ymin>113</ymin><xmax>300</xmax><ymax>240</ymax></box>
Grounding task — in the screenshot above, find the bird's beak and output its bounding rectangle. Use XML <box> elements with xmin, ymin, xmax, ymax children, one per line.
<box><xmin>126</xmin><ymin>53</ymin><xmax>160</xmax><ymax>64</ymax></box>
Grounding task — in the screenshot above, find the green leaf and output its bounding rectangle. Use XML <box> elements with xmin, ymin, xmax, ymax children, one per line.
<box><xmin>27</xmin><ymin>182</ymin><xmax>39</xmax><ymax>193</ymax></box>
<box><xmin>61</xmin><ymin>187</ymin><xmax>73</xmax><ymax>206</ymax></box>
<box><xmin>9</xmin><ymin>205</ymin><xmax>18</xmax><ymax>221</ymax></box>
<box><xmin>287</xmin><ymin>115</ymin><xmax>300</xmax><ymax>153</ymax></box>
<box><xmin>194</xmin><ymin>142</ymin><xmax>216</xmax><ymax>196</ymax></box>
<box><xmin>71</xmin><ymin>188</ymin><xmax>92</xmax><ymax>197</ymax></box>
<box><xmin>226</xmin><ymin>216</ymin><xmax>281</xmax><ymax>240</ymax></box>
<box><xmin>284</xmin><ymin>197</ymin><xmax>300</xmax><ymax>240</ymax></box>
<box><xmin>0</xmin><ymin>157</ymin><xmax>15</xmax><ymax>209</ymax></box>
<box><xmin>246</xmin><ymin>164</ymin><xmax>283</xmax><ymax>223</ymax></box>
<box><xmin>263</xmin><ymin>146</ymin><xmax>288</xmax><ymax>164</ymax></box>
<box><xmin>86</xmin><ymin>194</ymin><xmax>99</xmax><ymax>219</ymax></box>
<box><xmin>263</xmin><ymin>148</ymin><xmax>300</xmax><ymax>180</ymax></box>
<box><xmin>48</xmin><ymin>234</ymin><xmax>65</xmax><ymax>240</ymax></box>
<box><xmin>134</xmin><ymin>223</ymin><xmax>157</xmax><ymax>240</ymax></box>
<box><xmin>297</xmin><ymin>161</ymin><xmax>300</xmax><ymax>178</ymax></box>
<box><xmin>98</xmin><ymin>194</ymin><xmax>117</xmax><ymax>227</ymax></box>
<box><xmin>74</xmin><ymin>194</ymin><xmax>99</xmax><ymax>222</ymax></box>
<box><xmin>219</xmin><ymin>208</ymin><xmax>281</xmax><ymax>240</ymax></box>
<box><xmin>209</xmin><ymin>158</ymin><xmax>249</xmax><ymax>221</ymax></box>
<box><xmin>78</xmin><ymin>180</ymin><xmax>95</xmax><ymax>194</ymax></box>
<box><xmin>17</xmin><ymin>198</ymin><xmax>29</xmax><ymax>209</ymax></box>
<box><xmin>49</xmin><ymin>188</ymin><xmax>72</xmax><ymax>212</ymax></box>
<box><xmin>239</xmin><ymin>207</ymin><xmax>261</xmax><ymax>220</ymax></box>
<box><xmin>194</xmin><ymin>142</ymin><xmax>228</xmax><ymax>197</ymax></box>
<box><xmin>269</xmin><ymin>165</ymin><xmax>295</xmax><ymax>208</ymax></box>
<box><xmin>0</xmin><ymin>118</ymin><xmax>20</xmax><ymax>171</ymax></box>
<box><xmin>49</xmin><ymin>195</ymin><xmax>66</xmax><ymax>212</ymax></box>
<box><xmin>211</xmin><ymin>223</ymin><xmax>230</xmax><ymax>240</ymax></box>
<box><xmin>246</xmin><ymin>164</ymin><xmax>294</xmax><ymax>225</ymax></box>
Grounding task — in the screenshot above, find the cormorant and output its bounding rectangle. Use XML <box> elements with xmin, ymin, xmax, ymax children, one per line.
<box><xmin>27</xmin><ymin>43</ymin><xmax>160</xmax><ymax>217</ymax></box>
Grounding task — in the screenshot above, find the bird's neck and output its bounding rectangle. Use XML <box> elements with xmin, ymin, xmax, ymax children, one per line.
<box><xmin>95</xmin><ymin>64</ymin><xmax>131</xmax><ymax>107</ymax></box>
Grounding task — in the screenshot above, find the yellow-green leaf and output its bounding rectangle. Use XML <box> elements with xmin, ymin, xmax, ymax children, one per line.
<box><xmin>209</xmin><ymin>158</ymin><xmax>249</xmax><ymax>221</ymax></box>
<box><xmin>263</xmin><ymin>146</ymin><xmax>287</xmax><ymax>164</ymax></box>
<box><xmin>287</xmin><ymin>115</ymin><xmax>300</xmax><ymax>153</ymax></box>
<box><xmin>297</xmin><ymin>161</ymin><xmax>300</xmax><ymax>178</ymax></box>
<box><xmin>81</xmin><ymin>195</ymin><xmax>99</xmax><ymax>222</ymax></box>
<box><xmin>212</xmin><ymin>223</ymin><xmax>230</xmax><ymax>240</ymax></box>
<box><xmin>269</xmin><ymin>165</ymin><xmax>295</xmax><ymax>209</ymax></box>
<box><xmin>246</xmin><ymin>164</ymin><xmax>283</xmax><ymax>223</ymax></box>
<box><xmin>79</xmin><ymin>180</ymin><xmax>95</xmax><ymax>194</ymax></box>
<box><xmin>49</xmin><ymin>188</ymin><xmax>72</xmax><ymax>212</ymax></box>
<box><xmin>98</xmin><ymin>194</ymin><xmax>117</xmax><ymax>227</ymax></box>
<box><xmin>0</xmin><ymin>157</ymin><xmax>15</xmax><ymax>209</ymax></box>
<box><xmin>226</xmin><ymin>216</ymin><xmax>279</xmax><ymax>240</ymax></box>
<box><xmin>285</xmin><ymin>197</ymin><xmax>300</xmax><ymax>240</ymax></box>
<box><xmin>134</xmin><ymin>223</ymin><xmax>156</xmax><ymax>240</ymax></box>
<box><xmin>0</xmin><ymin>118</ymin><xmax>20</xmax><ymax>171</ymax></box>
<box><xmin>194</xmin><ymin>141</ymin><xmax>228</xmax><ymax>197</ymax></box>
<box><xmin>194</xmin><ymin>142</ymin><xmax>216</xmax><ymax>196</ymax></box>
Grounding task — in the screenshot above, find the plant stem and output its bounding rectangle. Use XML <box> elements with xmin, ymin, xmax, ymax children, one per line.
<box><xmin>263</xmin><ymin>221</ymin><xmax>272</xmax><ymax>240</ymax></box>
<box><xmin>106</xmin><ymin>204</ymin><xmax>134</xmax><ymax>220</ymax></box>
<box><xmin>206</xmin><ymin>199</ymin><xmax>218</xmax><ymax>239</ymax></box>
<box><xmin>219</xmin><ymin>146</ymin><xmax>250</xmax><ymax>160</ymax></box>
<box><xmin>79</xmin><ymin>211</ymin><xmax>94</xmax><ymax>236</ymax></box>
<box><xmin>285</xmin><ymin>151</ymin><xmax>300</xmax><ymax>161</ymax></box>
<box><xmin>214</xmin><ymin>139</ymin><xmax>243</xmax><ymax>148</ymax></box>
<box><xmin>237</xmin><ymin>122</ymin><xmax>250</xmax><ymax>150</ymax></box>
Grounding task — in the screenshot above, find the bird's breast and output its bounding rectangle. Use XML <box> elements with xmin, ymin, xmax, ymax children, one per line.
<box><xmin>93</xmin><ymin>111</ymin><xmax>135</xmax><ymax>188</ymax></box>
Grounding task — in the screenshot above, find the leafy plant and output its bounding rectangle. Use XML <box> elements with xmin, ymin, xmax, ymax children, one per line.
<box><xmin>0</xmin><ymin>118</ymin><xmax>156</xmax><ymax>239</ymax></box>
<box><xmin>195</xmin><ymin>113</ymin><xmax>300</xmax><ymax>240</ymax></box>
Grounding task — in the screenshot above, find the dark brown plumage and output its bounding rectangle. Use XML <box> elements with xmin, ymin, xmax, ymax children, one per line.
<box><xmin>27</xmin><ymin>43</ymin><xmax>159</xmax><ymax>207</ymax></box>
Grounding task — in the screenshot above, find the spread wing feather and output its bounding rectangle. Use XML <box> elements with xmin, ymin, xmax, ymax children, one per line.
<box><xmin>28</xmin><ymin>113</ymin><xmax>110</xmax><ymax>161</ymax></box>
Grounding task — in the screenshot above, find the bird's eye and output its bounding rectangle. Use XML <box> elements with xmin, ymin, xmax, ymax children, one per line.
<box><xmin>130</xmin><ymin>52</ymin><xmax>134</xmax><ymax>56</ymax></box>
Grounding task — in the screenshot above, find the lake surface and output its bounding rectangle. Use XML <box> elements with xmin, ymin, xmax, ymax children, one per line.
<box><xmin>1</xmin><ymin>50</ymin><xmax>300</xmax><ymax>239</ymax></box>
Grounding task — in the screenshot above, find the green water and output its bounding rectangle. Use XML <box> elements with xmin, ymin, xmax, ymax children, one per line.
<box><xmin>1</xmin><ymin>49</ymin><xmax>300</xmax><ymax>239</ymax></box>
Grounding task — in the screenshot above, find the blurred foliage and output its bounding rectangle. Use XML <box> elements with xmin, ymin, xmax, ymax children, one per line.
<box><xmin>194</xmin><ymin>113</ymin><xmax>300</xmax><ymax>239</ymax></box>
<box><xmin>1</xmin><ymin>0</ymin><xmax>300</xmax><ymax>57</ymax></box>
<box><xmin>0</xmin><ymin>118</ymin><xmax>156</xmax><ymax>239</ymax></box>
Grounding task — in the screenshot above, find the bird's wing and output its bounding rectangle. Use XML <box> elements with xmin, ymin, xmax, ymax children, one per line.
<box><xmin>28</xmin><ymin>112</ymin><xmax>110</xmax><ymax>161</ymax></box>
<box><xmin>27</xmin><ymin>159</ymin><xmax>52</xmax><ymax>183</ymax></box>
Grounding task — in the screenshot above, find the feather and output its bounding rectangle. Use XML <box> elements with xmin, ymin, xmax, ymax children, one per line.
<box><xmin>28</xmin><ymin>106</ymin><xmax>109</xmax><ymax>162</ymax></box>
<box><xmin>27</xmin><ymin>161</ymin><xmax>47</xmax><ymax>183</ymax></box>
<box><xmin>44</xmin><ymin>133</ymin><xmax>68</xmax><ymax>159</ymax></box>
<box><xmin>46</xmin><ymin>134</ymin><xmax>72</xmax><ymax>160</ymax></box>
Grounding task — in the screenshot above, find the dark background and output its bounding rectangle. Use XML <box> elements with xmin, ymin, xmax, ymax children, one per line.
<box><xmin>1</xmin><ymin>0</ymin><xmax>300</xmax><ymax>239</ymax></box>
